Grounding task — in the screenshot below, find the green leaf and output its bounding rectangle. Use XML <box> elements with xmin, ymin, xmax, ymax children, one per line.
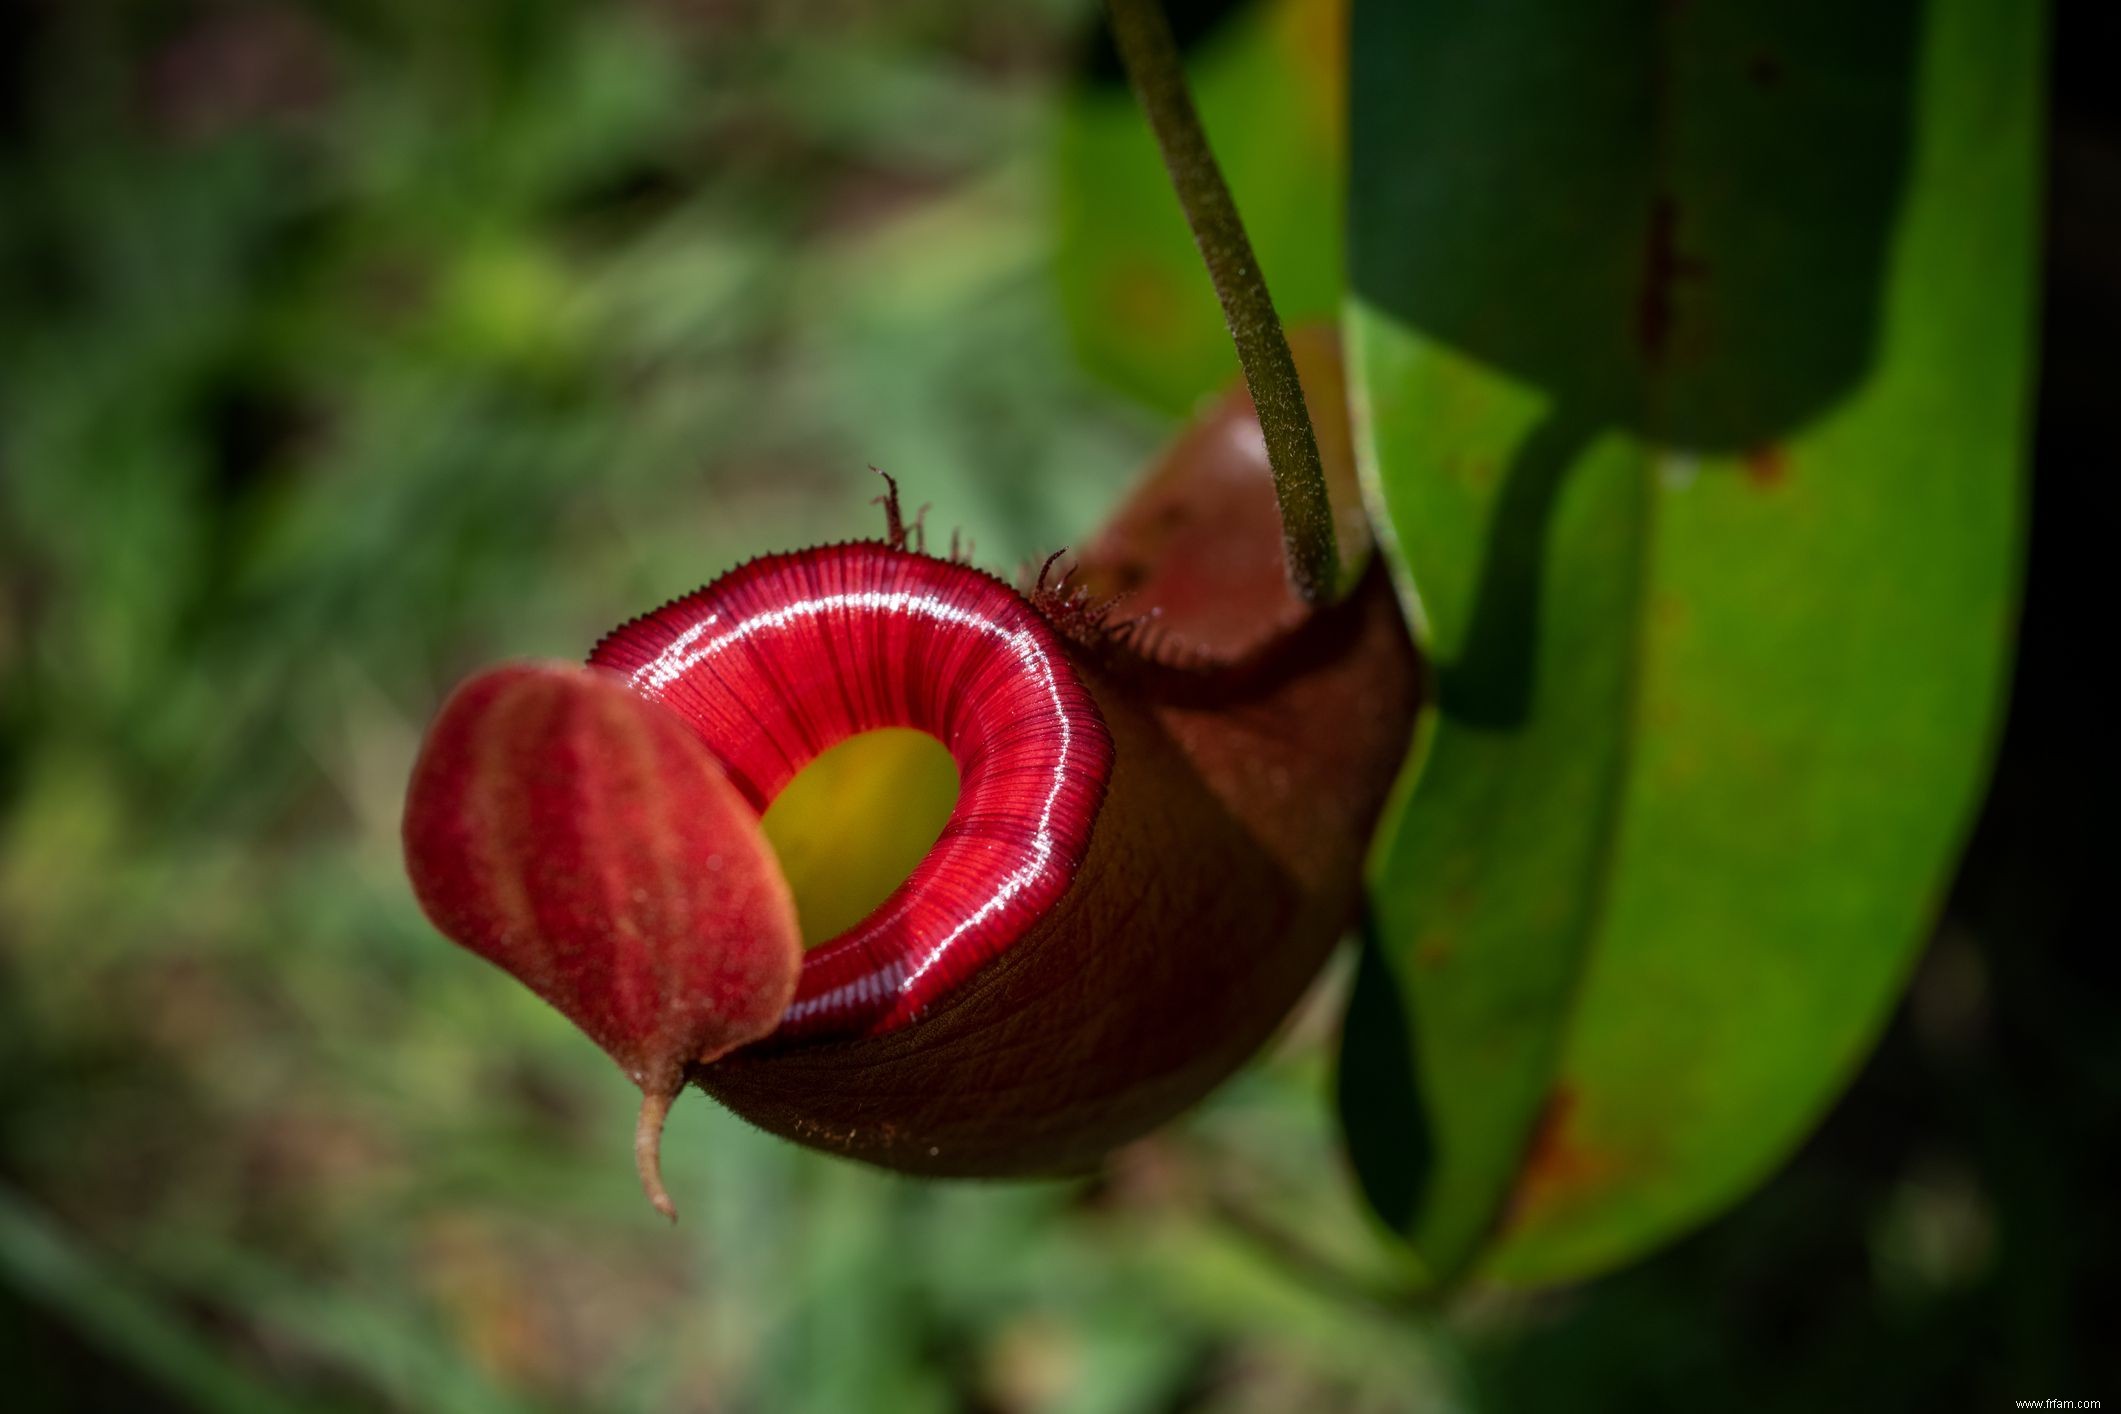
<box><xmin>1054</xmin><ymin>0</ymin><xmax>1345</xmax><ymax>415</ymax></box>
<box><xmin>1339</xmin><ymin>0</ymin><xmax>2041</xmax><ymax>1285</ymax></box>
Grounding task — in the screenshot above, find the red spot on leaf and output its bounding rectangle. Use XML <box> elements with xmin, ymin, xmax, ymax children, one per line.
<box><xmin>1637</xmin><ymin>197</ymin><xmax>1710</xmax><ymax>363</ymax></box>
<box><xmin>1505</xmin><ymin>1085</ymin><xmax>1620</xmax><ymax>1230</ymax></box>
<box><xmin>1744</xmin><ymin>444</ymin><xmax>1789</xmax><ymax>488</ymax></box>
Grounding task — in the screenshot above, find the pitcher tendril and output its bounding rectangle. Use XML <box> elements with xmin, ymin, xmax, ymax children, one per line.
<box><xmin>1102</xmin><ymin>0</ymin><xmax>1341</xmax><ymax>604</ymax></box>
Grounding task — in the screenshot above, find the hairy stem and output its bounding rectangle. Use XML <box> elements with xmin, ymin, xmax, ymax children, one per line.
<box><xmin>1103</xmin><ymin>0</ymin><xmax>1341</xmax><ymax>603</ymax></box>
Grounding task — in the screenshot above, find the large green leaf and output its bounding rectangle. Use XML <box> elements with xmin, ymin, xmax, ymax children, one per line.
<box><xmin>1054</xmin><ymin>0</ymin><xmax>1345</xmax><ymax>415</ymax></box>
<box><xmin>1339</xmin><ymin>0</ymin><xmax>2040</xmax><ymax>1285</ymax></box>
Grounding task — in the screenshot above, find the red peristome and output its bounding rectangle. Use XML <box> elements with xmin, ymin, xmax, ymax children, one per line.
<box><xmin>589</xmin><ymin>544</ymin><xmax>1114</xmax><ymax>1041</ymax></box>
<box><xmin>402</xmin><ymin>663</ymin><xmax>802</xmax><ymax>1091</ymax></box>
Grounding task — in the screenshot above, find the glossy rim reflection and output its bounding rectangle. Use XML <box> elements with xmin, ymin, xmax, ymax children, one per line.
<box><xmin>591</xmin><ymin>543</ymin><xmax>1113</xmax><ymax>1041</ymax></box>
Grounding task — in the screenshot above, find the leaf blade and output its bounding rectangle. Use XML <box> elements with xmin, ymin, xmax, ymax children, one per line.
<box><xmin>1341</xmin><ymin>0</ymin><xmax>2041</xmax><ymax>1284</ymax></box>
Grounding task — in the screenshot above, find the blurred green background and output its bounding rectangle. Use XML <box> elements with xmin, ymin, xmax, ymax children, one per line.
<box><xmin>0</xmin><ymin>1</ymin><xmax>2110</xmax><ymax>1410</ymax></box>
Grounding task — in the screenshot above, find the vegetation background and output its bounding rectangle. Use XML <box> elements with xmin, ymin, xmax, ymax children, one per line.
<box><xmin>0</xmin><ymin>0</ymin><xmax>2110</xmax><ymax>1409</ymax></box>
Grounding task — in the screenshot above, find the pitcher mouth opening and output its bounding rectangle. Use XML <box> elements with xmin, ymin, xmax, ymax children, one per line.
<box><xmin>590</xmin><ymin>541</ymin><xmax>1114</xmax><ymax>1043</ymax></box>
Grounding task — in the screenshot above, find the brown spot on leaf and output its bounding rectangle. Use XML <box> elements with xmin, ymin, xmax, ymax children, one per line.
<box><xmin>1415</xmin><ymin>930</ymin><xmax>1456</xmax><ymax>969</ymax></box>
<box><xmin>1106</xmin><ymin>261</ymin><xmax>1190</xmax><ymax>343</ymax></box>
<box><xmin>1504</xmin><ymin>1085</ymin><xmax>1620</xmax><ymax>1230</ymax></box>
<box><xmin>1459</xmin><ymin>457</ymin><xmax>1499</xmax><ymax>491</ymax></box>
<box><xmin>1748</xmin><ymin>52</ymin><xmax>1786</xmax><ymax>89</ymax></box>
<box><xmin>1744</xmin><ymin>444</ymin><xmax>1789</xmax><ymax>488</ymax></box>
<box><xmin>1637</xmin><ymin>197</ymin><xmax>1710</xmax><ymax>363</ymax></box>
